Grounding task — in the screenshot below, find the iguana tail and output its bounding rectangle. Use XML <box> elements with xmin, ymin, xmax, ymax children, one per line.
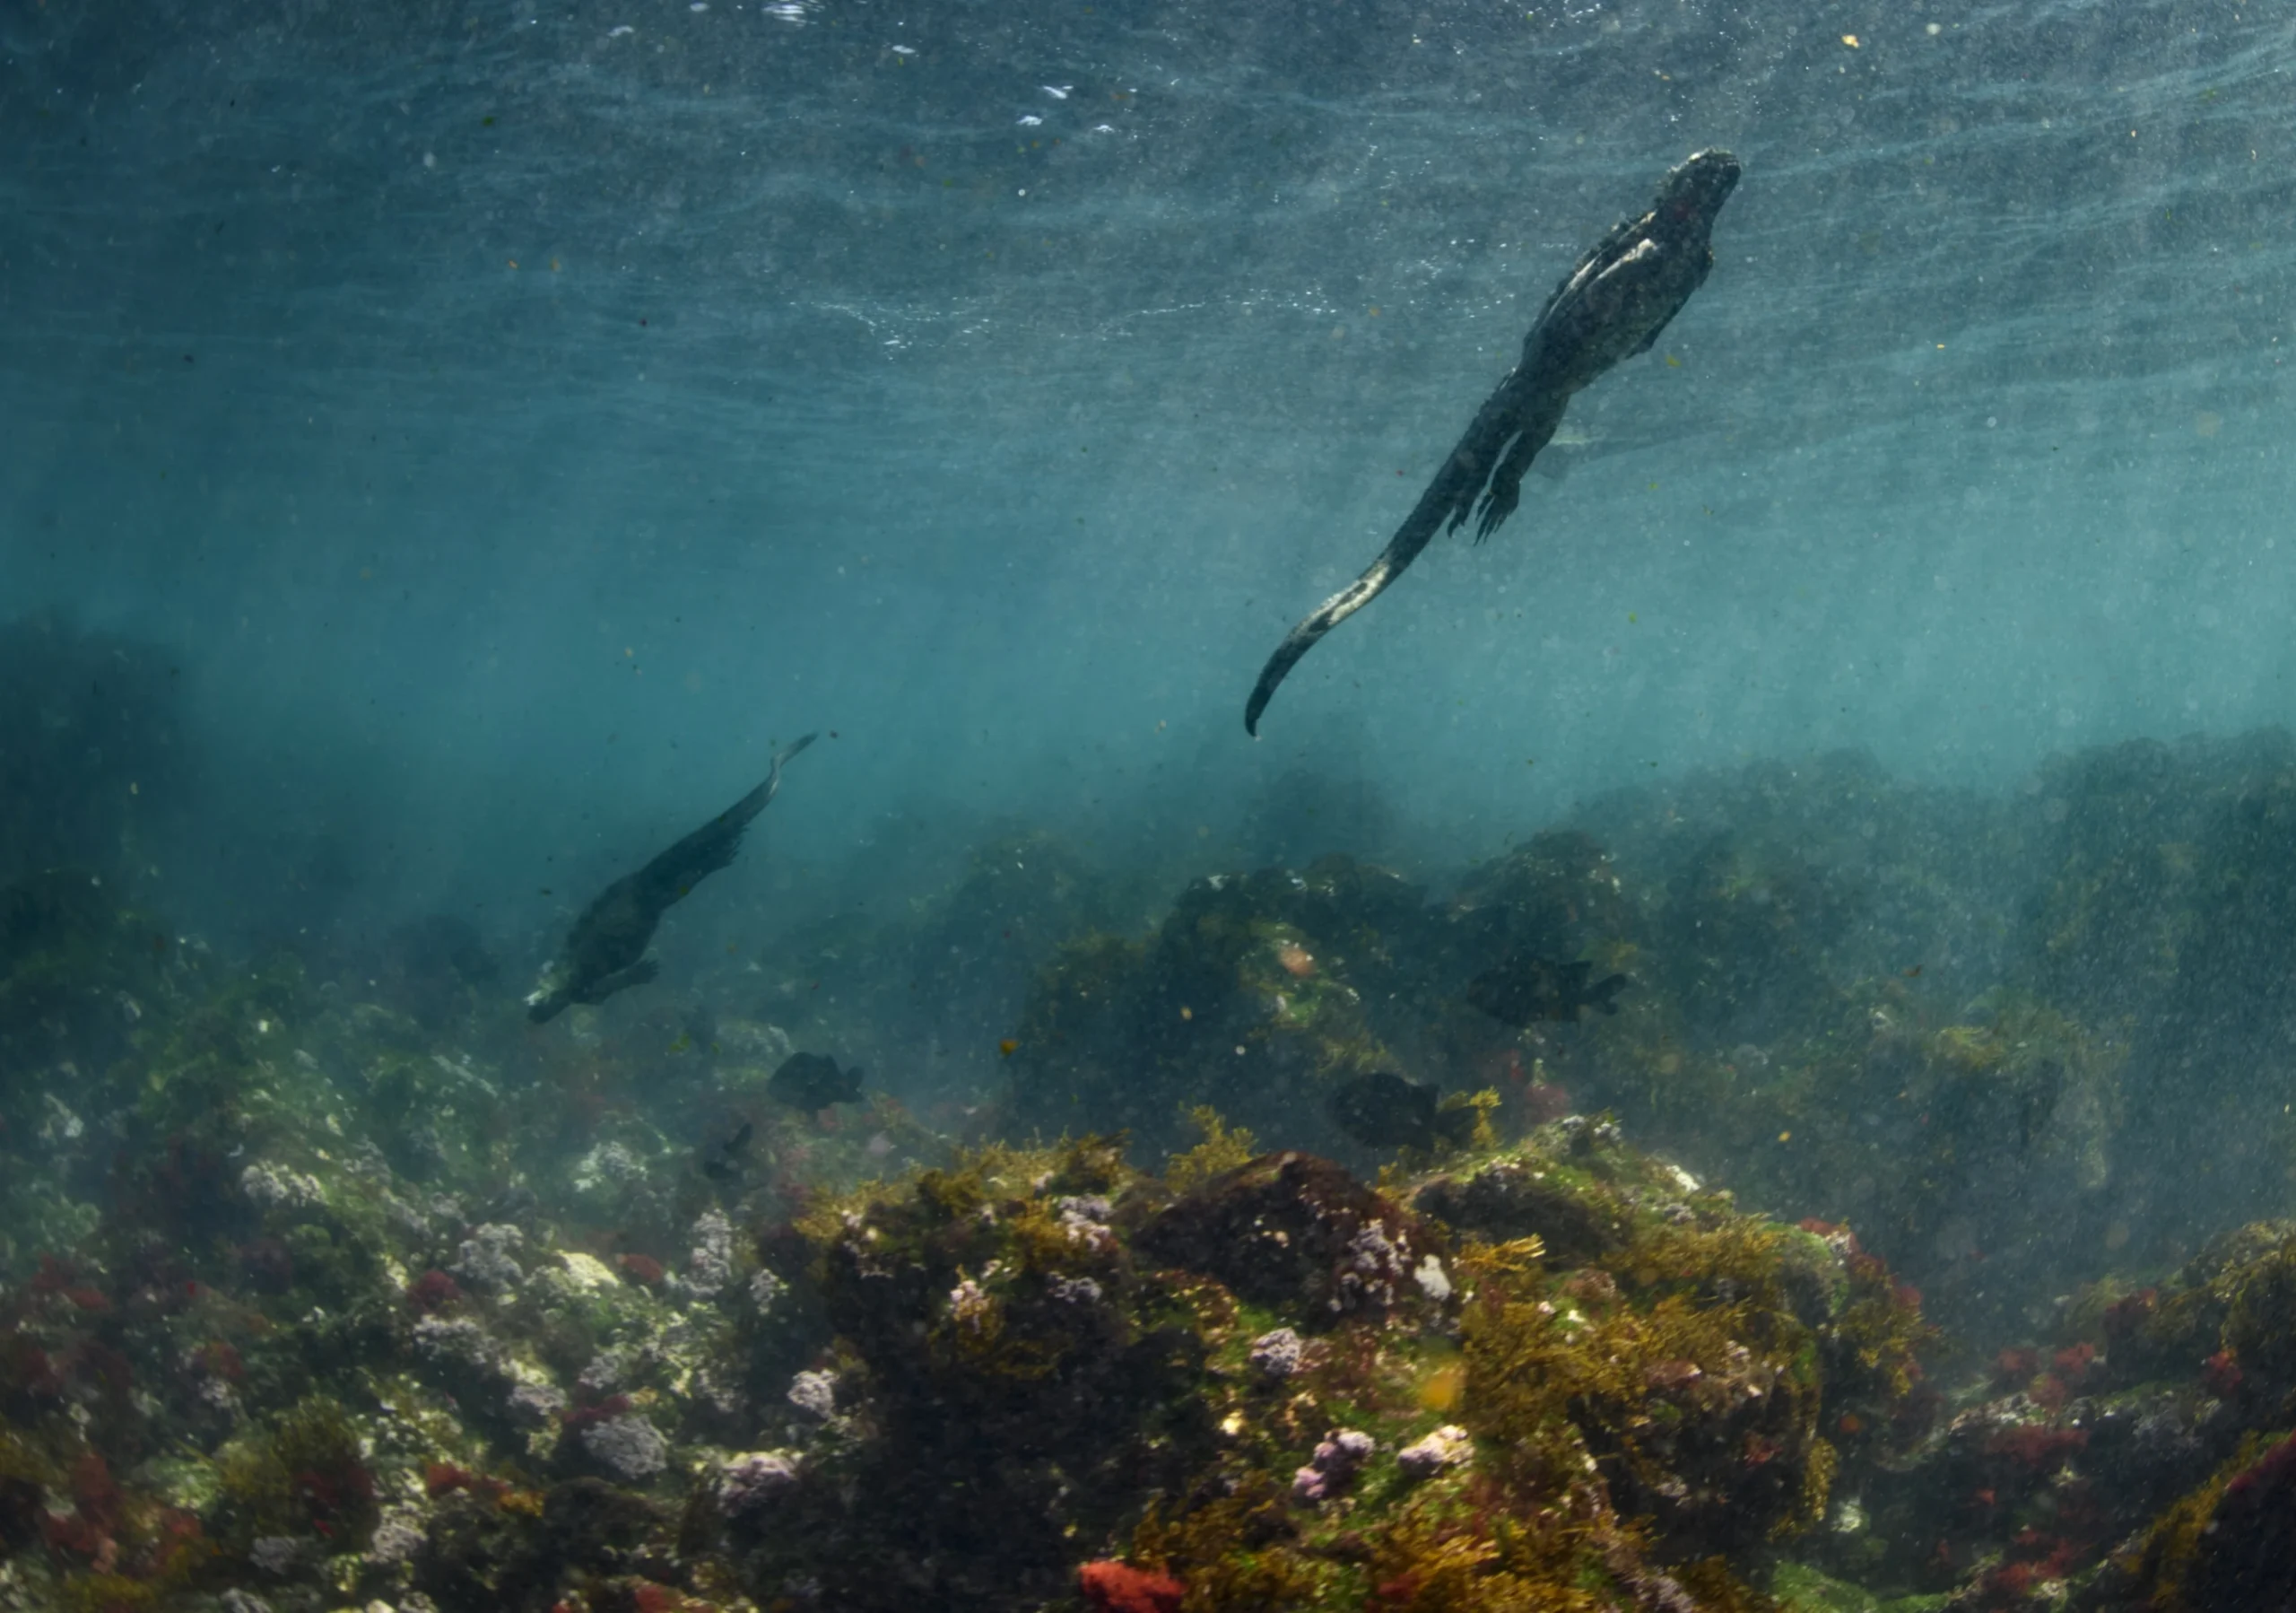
<box><xmin>1244</xmin><ymin>378</ymin><xmax>1561</xmax><ymax>735</ymax></box>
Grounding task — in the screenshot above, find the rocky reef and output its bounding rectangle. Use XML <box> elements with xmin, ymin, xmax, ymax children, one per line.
<box><xmin>0</xmin><ymin>1051</ymin><xmax>1936</xmax><ymax>1610</ymax></box>
<box><xmin>9</xmin><ymin>732</ymin><xmax>2296</xmax><ymax>1608</ymax></box>
<box><xmin>996</xmin><ymin>741</ymin><xmax>2296</xmax><ymax>1355</ymax></box>
<box><xmin>0</xmin><ymin>846</ymin><xmax>1931</xmax><ymax>1611</ymax></box>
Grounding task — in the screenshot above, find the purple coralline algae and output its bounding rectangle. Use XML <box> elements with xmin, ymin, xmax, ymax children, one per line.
<box><xmin>579</xmin><ymin>1347</ymin><xmax>631</xmax><ymax>1394</ymax></box>
<box><xmin>1336</xmin><ymin>1219</ymin><xmax>1412</xmax><ymax>1314</ymax></box>
<box><xmin>1292</xmin><ymin>1427</ymin><xmax>1376</xmax><ymax>1503</ymax></box>
<box><xmin>248</xmin><ymin>1534</ymin><xmax>308</xmax><ymax>1576</ymax></box>
<box><xmin>748</xmin><ymin>1266</ymin><xmax>788</xmax><ymax>1312</ymax></box>
<box><xmin>1055</xmin><ymin>1194</ymin><xmax>1117</xmax><ymax>1250</ymax></box>
<box><xmin>411</xmin><ymin>1314</ymin><xmax>503</xmax><ymax>1373</ymax></box>
<box><xmin>681</xmin><ymin>1207</ymin><xmax>735</xmax><ymax>1299</ymax></box>
<box><xmin>581</xmin><ymin>1410</ymin><xmax>669</xmax><ymax>1481</ymax></box>
<box><xmin>571</xmin><ymin>1139</ymin><xmax>646</xmax><ymax>1194</ymax></box>
<box><xmin>507</xmin><ymin>1379</ymin><xmax>568</xmax><ymax>1425</ymax></box>
<box><xmin>449</xmin><ymin>1221</ymin><xmax>526</xmax><ymax>1292</ymax></box>
<box><xmin>719</xmin><ymin>1450</ymin><xmax>803</xmax><ymax>1517</ymax></box>
<box><xmin>367</xmin><ymin>1511</ymin><xmax>424</xmax><ymax>1565</ymax></box>
<box><xmin>1396</xmin><ymin>1424</ymin><xmax>1473</xmax><ymax>1479</ymax></box>
<box><xmin>239</xmin><ymin>1160</ymin><xmax>324</xmax><ymax>1209</ymax></box>
<box><xmin>1248</xmin><ymin>1327</ymin><xmax>1306</xmax><ymax>1380</ymax></box>
<box><xmin>787</xmin><ymin>1368</ymin><xmax>839</xmax><ymax>1421</ymax></box>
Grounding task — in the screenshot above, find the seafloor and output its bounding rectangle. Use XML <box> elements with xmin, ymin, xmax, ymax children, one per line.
<box><xmin>9</xmin><ymin>711</ymin><xmax>2296</xmax><ymax>1609</ymax></box>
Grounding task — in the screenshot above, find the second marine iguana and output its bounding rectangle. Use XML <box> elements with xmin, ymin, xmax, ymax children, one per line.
<box><xmin>525</xmin><ymin>731</ymin><xmax>817</xmax><ymax>1024</ymax></box>
<box><xmin>1244</xmin><ymin>149</ymin><xmax>1741</xmax><ymax>735</ymax></box>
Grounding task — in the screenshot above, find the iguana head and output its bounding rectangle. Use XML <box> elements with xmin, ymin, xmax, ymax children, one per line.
<box><xmin>524</xmin><ymin>960</ymin><xmax>573</xmax><ymax>1023</ymax></box>
<box><xmin>1656</xmin><ymin>148</ymin><xmax>1741</xmax><ymax>230</ymax></box>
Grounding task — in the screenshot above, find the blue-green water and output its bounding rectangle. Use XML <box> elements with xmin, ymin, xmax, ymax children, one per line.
<box><xmin>12</xmin><ymin>7</ymin><xmax>2296</xmax><ymax>1609</ymax></box>
<box><xmin>10</xmin><ymin>0</ymin><xmax>2294</xmax><ymax>947</ymax></box>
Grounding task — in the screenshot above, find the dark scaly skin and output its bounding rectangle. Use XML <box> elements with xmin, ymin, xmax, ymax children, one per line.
<box><xmin>1244</xmin><ymin>150</ymin><xmax>1741</xmax><ymax>735</ymax></box>
<box><xmin>526</xmin><ymin>731</ymin><xmax>817</xmax><ymax>1024</ymax></box>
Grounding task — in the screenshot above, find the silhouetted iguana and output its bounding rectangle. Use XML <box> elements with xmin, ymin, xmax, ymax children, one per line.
<box><xmin>1245</xmin><ymin>149</ymin><xmax>1742</xmax><ymax>735</ymax></box>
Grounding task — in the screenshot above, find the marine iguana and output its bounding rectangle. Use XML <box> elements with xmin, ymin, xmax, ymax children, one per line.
<box><xmin>524</xmin><ymin>731</ymin><xmax>817</xmax><ymax>1024</ymax></box>
<box><xmin>1244</xmin><ymin>148</ymin><xmax>1741</xmax><ymax>735</ymax></box>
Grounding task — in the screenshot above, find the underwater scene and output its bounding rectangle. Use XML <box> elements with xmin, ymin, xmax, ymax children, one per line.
<box><xmin>8</xmin><ymin>1</ymin><xmax>2296</xmax><ymax>1609</ymax></box>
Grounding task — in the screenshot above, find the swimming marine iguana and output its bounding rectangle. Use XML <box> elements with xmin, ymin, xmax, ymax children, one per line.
<box><xmin>525</xmin><ymin>731</ymin><xmax>817</xmax><ymax>1024</ymax></box>
<box><xmin>1243</xmin><ymin>149</ymin><xmax>1741</xmax><ymax>735</ymax></box>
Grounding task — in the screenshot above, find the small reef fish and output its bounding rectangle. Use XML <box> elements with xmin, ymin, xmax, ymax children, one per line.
<box><xmin>1244</xmin><ymin>149</ymin><xmax>1742</xmax><ymax>734</ymax></box>
<box><xmin>1327</xmin><ymin>1070</ymin><xmax>1478</xmax><ymax>1155</ymax></box>
<box><xmin>701</xmin><ymin>1120</ymin><xmax>753</xmax><ymax>1181</ymax></box>
<box><xmin>525</xmin><ymin>731</ymin><xmax>817</xmax><ymax>1024</ymax></box>
<box><xmin>767</xmin><ymin>1051</ymin><xmax>864</xmax><ymax>1112</ymax></box>
<box><xmin>1465</xmin><ymin>955</ymin><xmax>1631</xmax><ymax>1027</ymax></box>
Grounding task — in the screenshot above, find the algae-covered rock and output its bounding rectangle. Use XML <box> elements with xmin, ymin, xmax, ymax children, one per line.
<box><xmin>999</xmin><ymin>848</ymin><xmax>1625</xmax><ymax>1167</ymax></box>
<box><xmin>742</xmin><ymin>1138</ymin><xmax>1214</xmax><ymax>1610</ymax></box>
<box><xmin>34</xmin><ymin>734</ymin><xmax>2296</xmax><ymax>1612</ymax></box>
<box><xmin>1451</xmin><ymin>830</ymin><xmax>1644</xmax><ymax>961</ymax></box>
<box><xmin>667</xmin><ymin>1109</ymin><xmax>1946</xmax><ymax>1612</ymax></box>
<box><xmin>413</xmin><ymin>1476</ymin><xmax>671</xmax><ymax>1612</ymax></box>
<box><xmin>1792</xmin><ymin>1217</ymin><xmax>2296</xmax><ymax>1610</ymax></box>
<box><xmin>0</xmin><ymin>911</ymin><xmax>1950</xmax><ymax>1613</ymax></box>
<box><xmin>1134</xmin><ymin>1149</ymin><xmax>1451</xmax><ymax>1330</ymax></box>
<box><xmin>1113</xmin><ymin>1126</ymin><xmax>1929</xmax><ymax>1611</ymax></box>
<box><xmin>1006</xmin><ymin>861</ymin><xmax>1424</xmax><ymax>1160</ymax></box>
<box><xmin>1411</xmin><ymin>1147</ymin><xmax>1633</xmax><ymax>1266</ymax></box>
<box><xmin>2157</xmin><ymin>1432</ymin><xmax>2296</xmax><ymax>1612</ymax></box>
<box><xmin>1434</xmin><ymin>1130</ymin><xmax>1930</xmax><ymax>1564</ymax></box>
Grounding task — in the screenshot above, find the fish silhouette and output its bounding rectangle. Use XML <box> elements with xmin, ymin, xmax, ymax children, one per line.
<box><xmin>1465</xmin><ymin>955</ymin><xmax>1631</xmax><ymax>1027</ymax></box>
<box><xmin>767</xmin><ymin>1051</ymin><xmax>864</xmax><ymax>1112</ymax></box>
<box><xmin>701</xmin><ymin>1120</ymin><xmax>754</xmax><ymax>1182</ymax></box>
<box><xmin>1327</xmin><ymin>1070</ymin><xmax>1478</xmax><ymax>1155</ymax></box>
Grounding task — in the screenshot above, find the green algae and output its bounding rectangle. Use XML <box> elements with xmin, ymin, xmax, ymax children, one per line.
<box><xmin>1770</xmin><ymin>1561</ymin><xmax>1950</xmax><ymax>1612</ymax></box>
<box><xmin>1165</xmin><ymin>1104</ymin><xmax>1259</xmax><ymax>1192</ymax></box>
<box><xmin>216</xmin><ymin>1396</ymin><xmax>380</xmax><ymax>1556</ymax></box>
<box><xmin>1094</xmin><ymin>1119</ymin><xmax>1934</xmax><ymax>1613</ymax></box>
<box><xmin>0</xmin><ymin>925</ymin><xmax>1944</xmax><ymax>1613</ymax></box>
<box><xmin>1004</xmin><ymin>866</ymin><xmax>1415</xmax><ymax>1162</ymax></box>
<box><xmin>2116</xmin><ymin>1431</ymin><xmax>2281</xmax><ymax>1611</ymax></box>
<box><xmin>36</xmin><ymin>768</ymin><xmax>2296</xmax><ymax>1611</ymax></box>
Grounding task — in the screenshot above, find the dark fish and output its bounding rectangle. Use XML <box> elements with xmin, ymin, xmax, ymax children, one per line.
<box><xmin>1245</xmin><ymin>150</ymin><xmax>1742</xmax><ymax>734</ymax></box>
<box><xmin>767</xmin><ymin>1051</ymin><xmax>864</xmax><ymax>1112</ymax></box>
<box><xmin>701</xmin><ymin>1120</ymin><xmax>754</xmax><ymax>1181</ymax></box>
<box><xmin>525</xmin><ymin>732</ymin><xmax>816</xmax><ymax>1024</ymax></box>
<box><xmin>1327</xmin><ymin>1071</ymin><xmax>1479</xmax><ymax>1155</ymax></box>
<box><xmin>1466</xmin><ymin>955</ymin><xmax>1631</xmax><ymax>1027</ymax></box>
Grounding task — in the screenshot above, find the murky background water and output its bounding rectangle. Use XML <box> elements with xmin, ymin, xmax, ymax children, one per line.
<box><xmin>9</xmin><ymin>0</ymin><xmax>2293</xmax><ymax>920</ymax></box>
